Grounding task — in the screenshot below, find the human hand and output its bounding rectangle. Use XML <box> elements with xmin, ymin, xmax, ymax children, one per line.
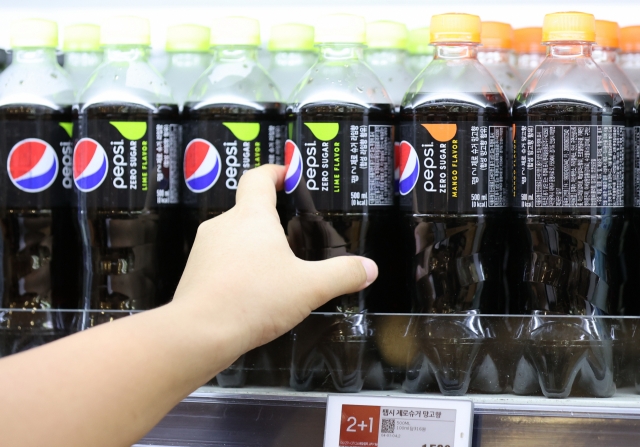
<box><xmin>172</xmin><ymin>164</ymin><xmax>378</xmax><ymax>366</ymax></box>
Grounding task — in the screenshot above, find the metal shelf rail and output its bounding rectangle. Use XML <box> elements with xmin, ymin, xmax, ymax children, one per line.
<box><xmin>137</xmin><ymin>387</ymin><xmax>640</xmax><ymax>447</ymax></box>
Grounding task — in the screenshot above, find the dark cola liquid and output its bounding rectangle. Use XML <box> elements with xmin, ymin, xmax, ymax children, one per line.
<box><xmin>509</xmin><ymin>96</ymin><xmax>624</xmax><ymax>398</ymax></box>
<box><xmin>287</xmin><ymin>103</ymin><xmax>403</xmax><ymax>392</ymax></box>
<box><xmin>0</xmin><ymin>105</ymin><xmax>80</xmax><ymax>349</ymax></box>
<box><xmin>399</xmin><ymin>95</ymin><xmax>511</xmax><ymax>396</ymax></box>
<box><xmin>78</xmin><ymin>103</ymin><xmax>182</xmax><ymax>313</ymax></box>
<box><xmin>510</xmin><ymin>99</ymin><xmax>625</xmax><ymax>315</ymax></box>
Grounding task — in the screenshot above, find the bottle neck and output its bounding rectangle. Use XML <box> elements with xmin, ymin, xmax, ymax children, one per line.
<box><xmin>433</xmin><ymin>43</ymin><xmax>479</xmax><ymax>60</ymax></box>
<box><xmin>270</xmin><ymin>50</ymin><xmax>316</xmax><ymax>67</ymax></box>
<box><xmin>592</xmin><ymin>47</ymin><xmax>620</xmax><ymax>64</ymax></box>
<box><xmin>365</xmin><ymin>48</ymin><xmax>406</xmax><ymax>65</ymax></box>
<box><xmin>546</xmin><ymin>42</ymin><xmax>593</xmax><ymax>59</ymax></box>
<box><xmin>318</xmin><ymin>44</ymin><xmax>365</xmax><ymax>62</ymax></box>
<box><xmin>104</xmin><ymin>46</ymin><xmax>150</xmax><ymax>62</ymax></box>
<box><xmin>477</xmin><ymin>48</ymin><xmax>511</xmax><ymax>65</ymax></box>
<box><xmin>12</xmin><ymin>47</ymin><xmax>59</xmax><ymax>65</ymax></box>
<box><xmin>167</xmin><ymin>51</ymin><xmax>210</xmax><ymax>67</ymax></box>
<box><xmin>212</xmin><ymin>46</ymin><xmax>259</xmax><ymax>62</ymax></box>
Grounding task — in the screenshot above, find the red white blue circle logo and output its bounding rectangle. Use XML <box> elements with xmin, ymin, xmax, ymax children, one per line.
<box><xmin>398</xmin><ymin>140</ymin><xmax>419</xmax><ymax>196</ymax></box>
<box><xmin>184</xmin><ymin>138</ymin><xmax>221</xmax><ymax>193</ymax></box>
<box><xmin>73</xmin><ymin>138</ymin><xmax>109</xmax><ymax>192</ymax></box>
<box><xmin>284</xmin><ymin>139</ymin><xmax>302</xmax><ymax>194</ymax></box>
<box><xmin>7</xmin><ymin>138</ymin><xmax>59</xmax><ymax>193</ymax></box>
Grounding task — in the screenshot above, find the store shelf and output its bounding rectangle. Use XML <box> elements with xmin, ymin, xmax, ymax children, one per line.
<box><xmin>137</xmin><ymin>386</ymin><xmax>640</xmax><ymax>447</ymax></box>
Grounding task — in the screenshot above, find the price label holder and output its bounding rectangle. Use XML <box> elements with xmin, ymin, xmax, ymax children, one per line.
<box><xmin>324</xmin><ymin>395</ymin><xmax>473</xmax><ymax>447</ymax></box>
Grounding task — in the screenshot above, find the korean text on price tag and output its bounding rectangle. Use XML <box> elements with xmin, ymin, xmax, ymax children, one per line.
<box><xmin>324</xmin><ymin>395</ymin><xmax>473</xmax><ymax>447</ymax></box>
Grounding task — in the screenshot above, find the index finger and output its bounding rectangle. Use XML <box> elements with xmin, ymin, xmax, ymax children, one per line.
<box><xmin>235</xmin><ymin>164</ymin><xmax>285</xmax><ymax>209</ymax></box>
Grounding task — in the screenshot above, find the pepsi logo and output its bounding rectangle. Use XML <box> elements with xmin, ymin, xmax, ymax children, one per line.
<box><xmin>73</xmin><ymin>138</ymin><xmax>109</xmax><ymax>192</ymax></box>
<box><xmin>398</xmin><ymin>140</ymin><xmax>419</xmax><ymax>196</ymax></box>
<box><xmin>184</xmin><ymin>138</ymin><xmax>221</xmax><ymax>193</ymax></box>
<box><xmin>284</xmin><ymin>139</ymin><xmax>302</xmax><ymax>194</ymax></box>
<box><xmin>7</xmin><ymin>138</ymin><xmax>59</xmax><ymax>193</ymax></box>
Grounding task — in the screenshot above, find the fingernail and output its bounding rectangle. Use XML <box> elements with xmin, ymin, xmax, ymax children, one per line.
<box><xmin>360</xmin><ymin>257</ymin><xmax>378</xmax><ymax>286</ymax></box>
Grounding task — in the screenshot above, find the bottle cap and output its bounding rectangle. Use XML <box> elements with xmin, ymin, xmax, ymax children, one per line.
<box><xmin>542</xmin><ymin>12</ymin><xmax>596</xmax><ymax>43</ymax></box>
<box><xmin>430</xmin><ymin>13</ymin><xmax>481</xmax><ymax>44</ymax></box>
<box><xmin>210</xmin><ymin>17</ymin><xmax>260</xmax><ymax>46</ymax></box>
<box><xmin>595</xmin><ymin>20</ymin><xmax>620</xmax><ymax>49</ymax></box>
<box><xmin>268</xmin><ymin>23</ymin><xmax>314</xmax><ymax>51</ymax></box>
<box><xmin>481</xmin><ymin>21</ymin><xmax>513</xmax><ymax>50</ymax></box>
<box><xmin>407</xmin><ymin>27</ymin><xmax>432</xmax><ymax>54</ymax></box>
<box><xmin>64</xmin><ymin>24</ymin><xmax>100</xmax><ymax>52</ymax></box>
<box><xmin>11</xmin><ymin>19</ymin><xmax>58</xmax><ymax>49</ymax></box>
<box><xmin>166</xmin><ymin>24</ymin><xmax>210</xmax><ymax>52</ymax></box>
<box><xmin>366</xmin><ymin>21</ymin><xmax>408</xmax><ymax>49</ymax></box>
<box><xmin>101</xmin><ymin>16</ymin><xmax>151</xmax><ymax>46</ymax></box>
<box><xmin>315</xmin><ymin>14</ymin><xmax>366</xmax><ymax>44</ymax></box>
<box><xmin>514</xmin><ymin>27</ymin><xmax>545</xmax><ymax>54</ymax></box>
<box><xmin>620</xmin><ymin>26</ymin><xmax>640</xmax><ymax>53</ymax></box>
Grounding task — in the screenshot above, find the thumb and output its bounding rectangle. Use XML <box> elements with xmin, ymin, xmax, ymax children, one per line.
<box><xmin>298</xmin><ymin>256</ymin><xmax>378</xmax><ymax>309</ymax></box>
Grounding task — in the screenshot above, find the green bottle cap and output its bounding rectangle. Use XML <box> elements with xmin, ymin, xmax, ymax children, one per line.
<box><xmin>210</xmin><ymin>17</ymin><xmax>260</xmax><ymax>47</ymax></box>
<box><xmin>366</xmin><ymin>21</ymin><xmax>408</xmax><ymax>49</ymax></box>
<box><xmin>166</xmin><ymin>24</ymin><xmax>210</xmax><ymax>52</ymax></box>
<box><xmin>64</xmin><ymin>24</ymin><xmax>101</xmax><ymax>52</ymax></box>
<box><xmin>101</xmin><ymin>16</ymin><xmax>151</xmax><ymax>46</ymax></box>
<box><xmin>408</xmin><ymin>27</ymin><xmax>433</xmax><ymax>54</ymax></box>
<box><xmin>11</xmin><ymin>19</ymin><xmax>58</xmax><ymax>49</ymax></box>
<box><xmin>268</xmin><ymin>23</ymin><xmax>314</xmax><ymax>51</ymax></box>
<box><xmin>315</xmin><ymin>14</ymin><xmax>366</xmax><ymax>45</ymax></box>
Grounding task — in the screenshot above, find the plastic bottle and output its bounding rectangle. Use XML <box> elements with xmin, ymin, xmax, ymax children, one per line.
<box><xmin>514</xmin><ymin>27</ymin><xmax>545</xmax><ymax>81</ymax></box>
<box><xmin>478</xmin><ymin>21</ymin><xmax>523</xmax><ymax>102</ymax></box>
<box><xmin>365</xmin><ymin>21</ymin><xmax>414</xmax><ymax>111</ymax></box>
<box><xmin>163</xmin><ymin>24</ymin><xmax>211</xmax><ymax>108</ymax></box>
<box><xmin>510</xmin><ymin>12</ymin><xmax>623</xmax><ymax>398</ymax></box>
<box><xmin>406</xmin><ymin>27</ymin><xmax>434</xmax><ymax>75</ymax></box>
<box><xmin>620</xmin><ymin>26</ymin><xmax>640</xmax><ymax>90</ymax></box>
<box><xmin>63</xmin><ymin>24</ymin><xmax>102</xmax><ymax>92</ymax></box>
<box><xmin>267</xmin><ymin>23</ymin><xmax>316</xmax><ymax>100</ymax></box>
<box><xmin>182</xmin><ymin>17</ymin><xmax>285</xmax><ymax>388</ymax></box>
<box><xmin>74</xmin><ymin>16</ymin><xmax>182</xmax><ymax>316</ymax></box>
<box><xmin>285</xmin><ymin>14</ymin><xmax>397</xmax><ymax>392</ymax></box>
<box><xmin>0</xmin><ymin>19</ymin><xmax>80</xmax><ymax>348</ymax></box>
<box><xmin>399</xmin><ymin>13</ymin><xmax>510</xmax><ymax>396</ymax></box>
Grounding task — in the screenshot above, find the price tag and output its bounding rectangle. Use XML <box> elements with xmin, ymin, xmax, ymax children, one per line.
<box><xmin>323</xmin><ymin>395</ymin><xmax>473</xmax><ymax>447</ymax></box>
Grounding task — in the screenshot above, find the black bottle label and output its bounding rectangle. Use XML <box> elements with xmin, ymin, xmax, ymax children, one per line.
<box><xmin>182</xmin><ymin>120</ymin><xmax>285</xmax><ymax>210</ymax></box>
<box><xmin>399</xmin><ymin>122</ymin><xmax>508</xmax><ymax>213</ymax></box>
<box><xmin>285</xmin><ymin>121</ymin><xmax>394</xmax><ymax>212</ymax></box>
<box><xmin>74</xmin><ymin>119</ymin><xmax>180</xmax><ymax>209</ymax></box>
<box><xmin>515</xmin><ymin>123</ymin><xmax>624</xmax><ymax>208</ymax></box>
<box><xmin>0</xmin><ymin>117</ymin><xmax>74</xmax><ymax>208</ymax></box>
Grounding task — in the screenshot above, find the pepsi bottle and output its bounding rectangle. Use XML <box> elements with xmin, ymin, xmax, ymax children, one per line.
<box><xmin>74</xmin><ymin>17</ymin><xmax>182</xmax><ymax>318</ymax></box>
<box><xmin>509</xmin><ymin>12</ymin><xmax>623</xmax><ymax>398</ymax></box>
<box><xmin>182</xmin><ymin>17</ymin><xmax>286</xmax><ymax>387</ymax></box>
<box><xmin>285</xmin><ymin>14</ymin><xmax>398</xmax><ymax>392</ymax></box>
<box><xmin>399</xmin><ymin>14</ymin><xmax>510</xmax><ymax>396</ymax></box>
<box><xmin>0</xmin><ymin>19</ymin><xmax>80</xmax><ymax>350</ymax></box>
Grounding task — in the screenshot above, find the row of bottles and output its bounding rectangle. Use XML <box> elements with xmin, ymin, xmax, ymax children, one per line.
<box><xmin>0</xmin><ymin>10</ymin><xmax>639</xmax><ymax>401</ymax></box>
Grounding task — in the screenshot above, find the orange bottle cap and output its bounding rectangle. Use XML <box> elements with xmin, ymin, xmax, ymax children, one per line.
<box><xmin>430</xmin><ymin>13</ymin><xmax>481</xmax><ymax>44</ymax></box>
<box><xmin>620</xmin><ymin>26</ymin><xmax>640</xmax><ymax>53</ymax></box>
<box><xmin>595</xmin><ymin>20</ymin><xmax>620</xmax><ymax>49</ymax></box>
<box><xmin>542</xmin><ymin>11</ymin><xmax>596</xmax><ymax>43</ymax></box>
<box><xmin>481</xmin><ymin>21</ymin><xmax>514</xmax><ymax>50</ymax></box>
<box><xmin>514</xmin><ymin>27</ymin><xmax>545</xmax><ymax>54</ymax></box>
